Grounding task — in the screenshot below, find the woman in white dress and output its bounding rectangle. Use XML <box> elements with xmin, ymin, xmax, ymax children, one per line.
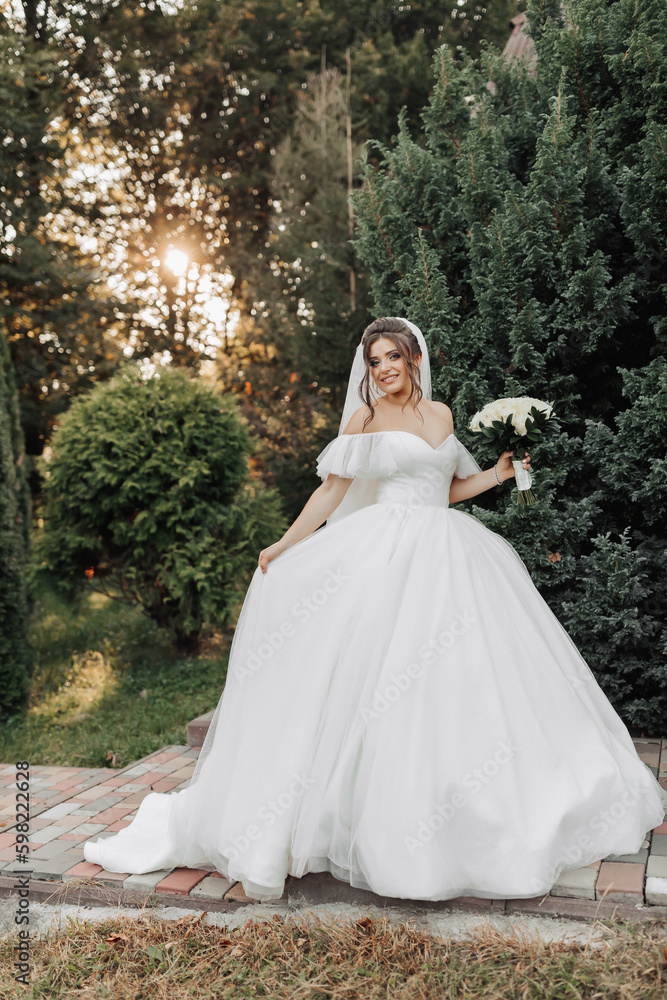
<box><xmin>84</xmin><ymin>316</ymin><xmax>667</xmax><ymax>903</ymax></box>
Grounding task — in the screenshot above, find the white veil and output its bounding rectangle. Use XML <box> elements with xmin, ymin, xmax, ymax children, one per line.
<box><xmin>327</xmin><ymin>317</ymin><xmax>432</xmax><ymax>525</ymax></box>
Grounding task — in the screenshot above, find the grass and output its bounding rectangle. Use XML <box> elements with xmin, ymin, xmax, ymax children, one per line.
<box><xmin>0</xmin><ymin>588</ymin><xmax>230</xmax><ymax>769</ymax></box>
<box><xmin>1</xmin><ymin>910</ymin><xmax>667</xmax><ymax>999</ymax></box>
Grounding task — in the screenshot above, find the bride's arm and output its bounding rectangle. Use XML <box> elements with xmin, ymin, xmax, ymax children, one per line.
<box><xmin>449</xmin><ymin>450</ymin><xmax>530</xmax><ymax>504</ymax></box>
<box><xmin>258</xmin><ymin>474</ymin><xmax>353</xmax><ymax>573</ymax></box>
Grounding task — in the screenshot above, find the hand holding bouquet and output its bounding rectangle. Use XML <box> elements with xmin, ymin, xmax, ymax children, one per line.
<box><xmin>469</xmin><ymin>397</ymin><xmax>558</xmax><ymax>505</ymax></box>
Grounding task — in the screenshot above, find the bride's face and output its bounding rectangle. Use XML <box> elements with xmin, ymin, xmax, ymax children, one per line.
<box><xmin>368</xmin><ymin>337</ymin><xmax>421</xmax><ymax>396</ymax></box>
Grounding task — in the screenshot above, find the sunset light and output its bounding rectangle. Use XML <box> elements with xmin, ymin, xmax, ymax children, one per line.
<box><xmin>164</xmin><ymin>249</ymin><xmax>189</xmax><ymax>276</ymax></box>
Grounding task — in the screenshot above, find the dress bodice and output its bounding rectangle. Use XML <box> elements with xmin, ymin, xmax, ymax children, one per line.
<box><xmin>315</xmin><ymin>431</ymin><xmax>482</xmax><ymax>513</ymax></box>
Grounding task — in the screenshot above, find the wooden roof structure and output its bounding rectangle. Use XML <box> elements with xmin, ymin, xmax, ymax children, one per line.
<box><xmin>500</xmin><ymin>13</ymin><xmax>538</xmax><ymax>76</ymax></box>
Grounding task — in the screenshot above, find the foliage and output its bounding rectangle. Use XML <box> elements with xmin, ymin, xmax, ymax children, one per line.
<box><xmin>353</xmin><ymin>0</ymin><xmax>667</xmax><ymax>730</ymax></box>
<box><xmin>219</xmin><ymin>65</ymin><xmax>372</xmax><ymax>520</ymax></box>
<box><xmin>218</xmin><ymin>332</ymin><xmax>342</xmax><ymax>522</ymax></box>
<box><xmin>559</xmin><ymin>529</ymin><xmax>667</xmax><ymax>732</ymax></box>
<box><xmin>0</xmin><ymin>9</ymin><xmax>121</xmax><ymax>459</ymax></box>
<box><xmin>32</xmin><ymin>365</ymin><xmax>287</xmax><ymax>651</ymax></box>
<box><xmin>0</xmin><ymin>323</ymin><xmax>31</xmax><ymax>719</ymax></box>
<box><xmin>263</xmin><ymin>66</ymin><xmax>372</xmax><ymax>404</ymax></box>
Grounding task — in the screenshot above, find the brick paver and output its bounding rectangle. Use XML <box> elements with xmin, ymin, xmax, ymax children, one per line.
<box><xmin>62</xmin><ymin>861</ymin><xmax>102</xmax><ymax>880</ymax></box>
<box><xmin>550</xmin><ymin>863</ymin><xmax>598</xmax><ymax>900</ymax></box>
<box><xmin>123</xmin><ymin>869</ymin><xmax>175</xmax><ymax>891</ymax></box>
<box><xmin>191</xmin><ymin>875</ymin><xmax>233</xmax><ymax>899</ymax></box>
<box><xmin>650</xmin><ymin>833</ymin><xmax>667</xmax><ymax>855</ymax></box>
<box><xmin>597</xmin><ymin>861</ymin><xmax>645</xmax><ymax>903</ymax></box>
<box><xmin>156</xmin><ymin>867</ymin><xmax>210</xmax><ymax>895</ymax></box>
<box><xmin>0</xmin><ymin>738</ymin><xmax>665</xmax><ymax>920</ymax></box>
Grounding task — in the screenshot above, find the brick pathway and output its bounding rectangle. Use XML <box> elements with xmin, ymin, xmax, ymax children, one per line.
<box><xmin>1</xmin><ymin>739</ymin><xmax>666</xmax><ymax>923</ymax></box>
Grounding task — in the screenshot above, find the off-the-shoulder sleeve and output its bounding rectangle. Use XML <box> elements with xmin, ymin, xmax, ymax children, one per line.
<box><xmin>315</xmin><ymin>434</ymin><xmax>399</xmax><ymax>481</ymax></box>
<box><xmin>453</xmin><ymin>437</ymin><xmax>483</xmax><ymax>479</ymax></box>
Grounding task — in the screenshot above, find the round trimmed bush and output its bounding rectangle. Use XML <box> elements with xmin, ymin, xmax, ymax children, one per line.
<box><xmin>33</xmin><ymin>364</ymin><xmax>287</xmax><ymax>651</ymax></box>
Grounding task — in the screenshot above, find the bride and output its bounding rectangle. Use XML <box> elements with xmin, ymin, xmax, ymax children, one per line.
<box><xmin>84</xmin><ymin>316</ymin><xmax>667</xmax><ymax>903</ymax></box>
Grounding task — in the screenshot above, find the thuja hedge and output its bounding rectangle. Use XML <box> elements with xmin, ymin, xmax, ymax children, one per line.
<box><xmin>353</xmin><ymin>0</ymin><xmax>667</xmax><ymax>731</ymax></box>
<box><xmin>33</xmin><ymin>366</ymin><xmax>287</xmax><ymax>652</ymax></box>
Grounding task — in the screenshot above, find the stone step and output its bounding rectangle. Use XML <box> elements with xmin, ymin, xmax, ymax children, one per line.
<box><xmin>186</xmin><ymin>709</ymin><xmax>215</xmax><ymax>747</ymax></box>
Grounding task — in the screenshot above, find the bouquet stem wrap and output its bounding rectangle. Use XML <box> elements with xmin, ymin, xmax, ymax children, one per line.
<box><xmin>512</xmin><ymin>460</ymin><xmax>536</xmax><ymax>505</ymax></box>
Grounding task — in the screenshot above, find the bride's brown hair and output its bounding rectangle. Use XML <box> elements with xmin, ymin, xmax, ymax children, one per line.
<box><xmin>359</xmin><ymin>317</ymin><xmax>423</xmax><ymax>430</ymax></box>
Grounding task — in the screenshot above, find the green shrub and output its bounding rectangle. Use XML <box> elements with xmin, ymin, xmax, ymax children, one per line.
<box><xmin>559</xmin><ymin>529</ymin><xmax>667</xmax><ymax>733</ymax></box>
<box><xmin>33</xmin><ymin>364</ymin><xmax>287</xmax><ymax>652</ymax></box>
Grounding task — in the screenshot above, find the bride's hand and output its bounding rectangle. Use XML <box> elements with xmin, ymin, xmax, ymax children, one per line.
<box><xmin>496</xmin><ymin>450</ymin><xmax>531</xmax><ymax>482</ymax></box>
<box><xmin>258</xmin><ymin>541</ymin><xmax>287</xmax><ymax>574</ymax></box>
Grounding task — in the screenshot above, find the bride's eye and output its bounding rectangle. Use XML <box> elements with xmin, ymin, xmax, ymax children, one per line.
<box><xmin>370</xmin><ymin>354</ymin><xmax>401</xmax><ymax>367</ymax></box>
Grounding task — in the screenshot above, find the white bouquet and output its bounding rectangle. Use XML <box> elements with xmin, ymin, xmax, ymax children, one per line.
<box><xmin>469</xmin><ymin>396</ymin><xmax>558</xmax><ymax>505</ymax></box>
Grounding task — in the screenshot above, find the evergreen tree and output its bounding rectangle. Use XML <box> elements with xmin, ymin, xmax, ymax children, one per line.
<box><xmin>0</xmin><ymin>322</ymin><xmax>31</xmax><ymax>718</ymax></box>
<box><xmin>354</xmin><ymin>0</ymin><xmax>667</xmax><ymax>731</ymax></box>
<box><xmin>0</xmin><ymin>4</ymin><xmax>120</xmax><ymax>461</ymax></box>
<box><xmin>266</xmin><ymin>64</ymin><xmax>371</xmax><ymax>402</ymax></box>
<box><xmin>216</xmin><ymin>65</ymin><xmax>371</xmax><ymax>521</ymax></box>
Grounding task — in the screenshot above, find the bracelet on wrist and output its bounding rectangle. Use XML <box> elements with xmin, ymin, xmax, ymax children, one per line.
<box><xmin>493</xmin><ymin>463</ymin><xmax>502</xmax><ymax>486</ymax></box>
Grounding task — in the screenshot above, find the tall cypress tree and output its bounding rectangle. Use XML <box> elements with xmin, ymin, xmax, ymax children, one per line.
<box><xmin>262</xmin><ymin>65</ymin><xmax>373</xmax><ymax>405</ymax></box>
<box><xmin>0</xmin><ymin>322</ymin><xmax>31</xmax><ymax>717</ymax></box>
<box><xmin>354</xmin><ymin>0</ymin><xmax>667</xmax><ymax>732</ymax></box>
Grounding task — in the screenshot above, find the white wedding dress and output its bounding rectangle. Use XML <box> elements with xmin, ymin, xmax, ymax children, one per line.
<box><xmin>84</xmin><ymin>430</ymin><xmax>667</xmax><ymax>902</ymax></box>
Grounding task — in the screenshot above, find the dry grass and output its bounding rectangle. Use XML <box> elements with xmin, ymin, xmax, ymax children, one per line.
<box><xmin>2</xmin><ymin>909</ymin><xmax>667</xmax><ymax>999</ymax></box>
